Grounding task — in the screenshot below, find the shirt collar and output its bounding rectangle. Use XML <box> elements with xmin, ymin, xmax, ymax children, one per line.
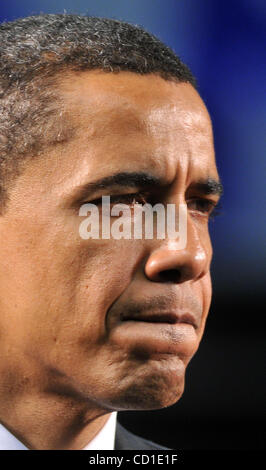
<box><xmin>82</xmin><ymin>412</ymin><xmax>117</xmax><ymax>450</ymax></box>
<box><xmin>0</xmin><ymin>412</ymin><xmax>117</xmax><ymax>450</ymax></box>
<box><xmin>0</xmin><ymin>423</ymin><xmax>28</xmax><ymax>450</ymax></box>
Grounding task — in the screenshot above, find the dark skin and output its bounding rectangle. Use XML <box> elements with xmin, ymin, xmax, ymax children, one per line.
<box><xmin>0</xmin><ymin>71</ymin><xmax>221</xmax><ymax>449</ymax></box>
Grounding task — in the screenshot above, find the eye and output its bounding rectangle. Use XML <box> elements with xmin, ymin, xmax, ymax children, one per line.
<box><xmin>88</xmin><ymin>192</ymin><xmax>149</xmax><ymax>208</ymax></box>
<box><xmin>110</xmin><ymin>193</ymin><xmax>148</xmax><ymax>207</ymax></box>
<box><xmin>187</xmin><ymin>198</ymin><xmax>220</xmax><ymax>219</ymax></box>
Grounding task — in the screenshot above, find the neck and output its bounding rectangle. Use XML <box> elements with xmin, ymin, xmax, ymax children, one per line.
<box><xmin>0</xmin><ymin>363</ymin><xmax>111</xmax><ymax>449</ymax></box>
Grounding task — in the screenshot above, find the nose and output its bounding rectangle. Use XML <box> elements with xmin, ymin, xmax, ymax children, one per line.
<box><xmin>144</xmin><ymin>222</ymin><xmax>210</xmax><ymax>284</ymax></box>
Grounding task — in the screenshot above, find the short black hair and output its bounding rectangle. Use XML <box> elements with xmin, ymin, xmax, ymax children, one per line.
<box><xmin>0</xmin><ymin>14</ymin><xmax>196</xmax><ymax>213</ymax></box>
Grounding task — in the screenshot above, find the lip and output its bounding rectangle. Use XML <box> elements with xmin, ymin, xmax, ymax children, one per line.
<box><xmin>108</xmin><ymin>296</ymin><xmax>202</xmax><ymax>357</ymax></box>
<box><xmin>109</xmin><ymin>320</ymin><xmax>198</xmax><ymax>357</ymax></box>
<box><xmin>121</xmin><ymin>311</ymin><xmax>199</xmax><ymax>330</ymax></box>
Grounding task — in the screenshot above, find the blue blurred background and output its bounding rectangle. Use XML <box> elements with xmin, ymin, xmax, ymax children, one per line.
<box><xmin>0</xmin><ymin>0</ymin><xmax>265</xmax><ymax>450</ymax></box>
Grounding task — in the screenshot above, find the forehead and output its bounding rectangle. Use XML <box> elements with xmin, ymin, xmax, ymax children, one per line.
<box><xmin>7</xmin><ymin>71</ymin><xmax>218</xmax><ymax>211</ymax></box>
<box><xmin>60</xmin><ymin>70</ymin><xmax>206</xmax><ymax>127</ymax></box>
<box><xmin>54</xmin><ymin>71</ymin><xmax>217</xmax><ymax>187</ymax></box>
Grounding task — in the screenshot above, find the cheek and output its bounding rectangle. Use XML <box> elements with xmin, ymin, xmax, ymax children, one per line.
<box><xmin>195</xmin><ymin>272</ymin><xmax>212</xmax><ymax>342</ymax></box>
<box><xmin>76</xmin><ymin>238</ymin><xmax>142</xmax><ymax>294</ymax></box>
<box><xmin>203</xmin><ymin>272</ymin><xmax>212</xmax><ymax>312</ymax></box>
<box><xmin>50</xmin><ymin>239</ymin><xmax>144</xmax><ymax>339</ymax></box>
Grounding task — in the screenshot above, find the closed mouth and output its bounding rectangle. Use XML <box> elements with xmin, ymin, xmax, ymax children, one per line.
<box><xmin>121</xmin><ymin>311</ymin><xmax>198</xmax><ymax>329</ymax></box>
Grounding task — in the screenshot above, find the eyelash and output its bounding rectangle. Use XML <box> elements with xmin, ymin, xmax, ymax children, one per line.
<box><xmin>88</xmin><ymin>193</ymin><xmax>149</xmax><ymax>207</ymax></box>
<box><xmin>187</xmin><ymin>199</ymin><xmax>221</xmax><ymax>220</ymax></box>
<box><xmin>87</xmin><ymin>193</ymin><xmax>221</xmax><ymax>219</ymax></box>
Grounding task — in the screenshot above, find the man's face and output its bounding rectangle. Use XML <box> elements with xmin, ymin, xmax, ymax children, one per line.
<box><xmin>0</xmin><ymin>72</ymin><xmax>220</xmax><ymax>412</ymax></box>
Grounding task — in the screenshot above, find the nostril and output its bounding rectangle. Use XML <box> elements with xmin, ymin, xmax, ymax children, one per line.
<box><xmin>159</xmin><ymin>269</ymin><xmax>182</xmax><ymax>283</ymax></box>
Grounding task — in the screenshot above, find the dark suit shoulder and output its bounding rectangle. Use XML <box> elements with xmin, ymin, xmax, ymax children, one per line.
<box><xmin>115</xmin><ymin>422</ymin><xmax>170</xmax><ymax>450</ymax></box>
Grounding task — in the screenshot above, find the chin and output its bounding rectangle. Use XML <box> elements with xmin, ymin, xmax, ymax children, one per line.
<box><xmin>109</xmin><ymin>379</ymin><xmax>185</xmax><ymax>411</ymax></box>
<box><xmin>105</xmin><ymin>357</ymin><xmax>187</xmax><ymax>411</ymax></box>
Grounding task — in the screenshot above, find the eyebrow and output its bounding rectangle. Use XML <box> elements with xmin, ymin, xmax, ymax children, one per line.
<box><xmin>191</xmin><ymin>178</ymin><xmax>224</xmax><ymax>198</ymax></box>
<box><xmin>72</xmin><ymin>172</ymin><xmax>161</xmax><ymax>200</ymax></box>
<box><xmin>71</xmin><ymin>172</ymin><xmax>223</xmax><ymax>201</ymax></box>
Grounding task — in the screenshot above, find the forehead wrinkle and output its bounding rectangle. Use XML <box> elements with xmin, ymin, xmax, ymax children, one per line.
<box><xmin>54</xmin><ymin>73</ymin><xmax>216</xmax><ymax>196</ymax></box>
<box><xmin>57</xmin><ymin>73</ymin><xmax>198</xmax><ymax>142</ymax></box>
<box><xmin>60</xmin><ymin>87</ymin><xmax>149</xmax><ymax>142</ymax></box>
<box><xmin>88</xmin><ymin>106</ymin><xmax>146</xmax><ymax>139</ymax></box>
<box><xmin>58</xmin><ymin>73</ymin><xmax>212</xmax><ymax>157</ymax></box>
